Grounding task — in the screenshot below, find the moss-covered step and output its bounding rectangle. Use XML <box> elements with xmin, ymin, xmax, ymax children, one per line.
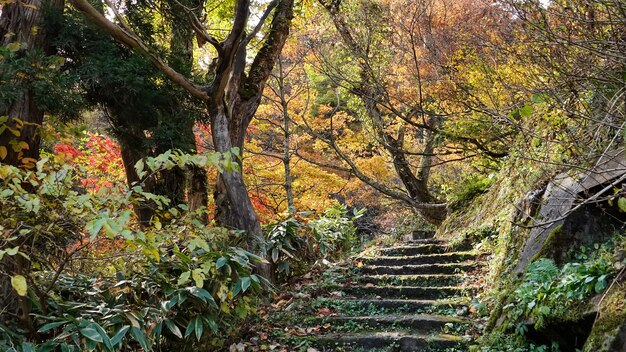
<box><xmin>315</xmin><ymin>331</ymin><xmax>466</xmax><ymax>351</ymax></box>
<box><xmin>335</xmin><ymin>284</ymin><xmax>471</xmax><ymax>299</ymax></box>
<box><xmin>312</xmin><ymin>298</ymin><xmax>466</xmax><ymax>315</ymax></box>
<box><xmin>377</xmin><ymin>244</ymin><xmax>452</xmax><ymax>256</ymax></box>
<box><xmin>359</xmin><ymin>262</ymin><xmax>476</xmax><ymax>275</ymax></box>
<box><xmin>403</xmin><ymin>239</ymin><xmax>443</xmax><ymax>245</ymax></box>
<box><xmin>354</xmin><ymin>274</ymin><xmax>465</xmax><ymax>287</ymax></box>
<box><xmin>319</xmin><ymin>313</ymin><xmax>468</xmax><ymax>332</ymax></box>
<box><xmin>357</xmin><ymin>252</ymin><xmax>479</xmax><ymax>266</ymax></box>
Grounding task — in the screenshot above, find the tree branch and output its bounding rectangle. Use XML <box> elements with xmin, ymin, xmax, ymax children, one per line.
<box><xmin>69</xmin><ymin>0</ymin><xmax>209</xmax><ymax>101</ymax></box>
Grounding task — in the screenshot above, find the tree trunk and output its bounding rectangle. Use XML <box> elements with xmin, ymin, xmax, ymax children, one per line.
<box><xmin>283</xmin><ymin>116</ymin><xmax>295</xmax><ymax>213</ymax></box>
<box><xmin>118</xmin><ymin>130</ymin><xmax>157</xmax><ymax>224</ymax></box>
<box><xmin>0</xmin><ymin>0</ymin><xmax>64</xmax><ymax>166</ymax></box>
<box><xmin>211</xmin><ymin>104</ymin><xmax>273</xmax><ymax>280</ymax></box>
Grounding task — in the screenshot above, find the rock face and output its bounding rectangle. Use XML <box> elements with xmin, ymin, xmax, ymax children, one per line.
<box><xmin>514</xmin><ymin>149</ymin><xmax>626</xmax><ymax>274</ymax></box>
<box><xmin>505</xmin><ymin>149</ymin><xmax>626</xmax><ymax>351</ymax></box>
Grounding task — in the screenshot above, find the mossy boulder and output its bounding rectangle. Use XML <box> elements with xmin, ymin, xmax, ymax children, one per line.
<box><xmin>584</xmin><ymin>281</ymin><xmax>626</xmax><ymax>352</ymax></box>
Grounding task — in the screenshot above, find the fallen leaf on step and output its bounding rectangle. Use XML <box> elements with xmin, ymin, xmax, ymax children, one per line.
<box><xmin>316</xmin><ymin>307</ymin><xmax>333</xmax><ymax>316</ymax></box>
<box><xmin>365</xmin><ymin>282</ymin><xmax>375</xmax><ymax>287</ymax></box>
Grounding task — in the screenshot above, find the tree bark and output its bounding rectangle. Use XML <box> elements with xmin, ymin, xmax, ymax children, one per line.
<box><xmin>213</xmin><ymin>0</ymin><xmax>294</xmax><ymax>226</ymax></box>
<box><xmin>0</xmin><ymin>0</ymin><xmax>65</xmax><ymax>166</ymax></box>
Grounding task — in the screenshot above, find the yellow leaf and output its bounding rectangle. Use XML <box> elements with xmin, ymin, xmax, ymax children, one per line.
<box><xmin>0</xmin><ymin>146</ymin><xmax>7</xmax><ymax>160</ymax></box>
<box><xmin>21</xmin><ymin>157</ymin><xmax>36</xmax><ymax>168</ymax></box>
<box><xmin>18</xmin><ymin>141</ymin><xmax>29</xmax><ymax>150</ymax></box>
<box><xmin>356</xmin><ymin>261</ymin><xmax>364</xmax><ymax>268</ymax></box>
<box><xmin>21</xmin><ymin>2</ymin><xmax>38</xmax><ymax>10</ymax></box>
<box><xmin>221</xmin><ymin>302</ymin><xmax>231</xmax><ymax>313</ymax></box>
<box><xmin>11</xmin><ymin>275</ymin><xmax>27</xmax><ymax>296</ymax></box>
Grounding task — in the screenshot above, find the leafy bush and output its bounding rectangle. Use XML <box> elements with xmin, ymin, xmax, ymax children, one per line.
<box><xmin>449</xmin><ymin>175</ymin><xmax>494</xmax><ymax>209</ymax></box>
<box><xmin>0</xmin><ymin>150</ymin><xmax>268</xmax><ymax>351</ymax></box>
<box><xmin>264</xmin><ymin>216</ymin><xmax>308</xmax><ymax>276</ymax></box>
<box><xmin>263</xmin><ymin>205</ymin><xmax>366</xmax><ymax>280</ymax></box>
<box><xmin>504</xmin><ymin>255</ymin><xmax>614</xmax><ymax>332</ymax></box>
<box><xmin>476</xmin><ymin>244</ymin><xmax>618</xmax><ymax>351</ymax></box>
<box><xmin>310</xmin><ymin>204</ymin><xmax>365</xmax><ymax>259</ymax></box>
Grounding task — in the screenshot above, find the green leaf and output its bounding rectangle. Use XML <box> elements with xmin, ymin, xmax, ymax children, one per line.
<box><xmin>11</xmin><ymin>275</ymin><xmax>27</xmax><ymax>296</ymax></box>
<box><xmin>38</xmin><ymin>321</ymin><xmax>68</xmax><ymax>332</ymax></box>
<box><xmin>178</xmin><ymin>271</ymin><xmax>191</xmax><ymax>286</ymax></box>
<box><xmin>595</xmin><ymin>278</ymin><xmax>607</xmax><ymax>293</ymax></box>
<box><xmin>110</xmin><ymin>326</ymin><xmax>129</xmax><ymax>346</ymax></box>
<box><xmin>135</xmin><ymin>159</ymin><xmax>146</xmax><ymax>179</ymax></box>
<box><xmin>191</xmin><ymin>269</ymin><xmax>204</xmax><ymax>288</ymax></box>
<box><xmin>92</xmin><ymin>322</ymin><xmax>113</xmax><ymax>350</ymax></box>
<box><xmin>79</xmin><ymin>327</ymin><xmax>103</xmax><ymax>343</ymax></box>
<box><xmin>86</xmin><ymin>217</ymin><xmax>106</xmax><ymax>240</ymax></box>
<box><xmin>206</xmin><ymin>319</ymin><xmax>219</xmax><ymax>333</ymax></box>
<box><xmin>187</xmin><ymin>287</ymin><xmax>217</xmax><ymax>308</ymax></box>
<box><xmin>6</xmin><ymin>42</ymin><xmax>22</xmax><ymax>52</ymax></box>
<box><xmin>216</xmin><ymin>256</ymin><xmax>228</xmax><ymax>269</ymax></box>
<box><xmin>184</xmin><ymin>319</ymin><xmax>194</xmax><ymax>338</ymax></box>
<box><xmin>22</xmin><ymin>342</ymin><xmax>35</xmax><ymax>352</ymax></box>
<box><xmin>130</xmin><ymin>327</ymin><xmax>150</xmax><ymax>351</ymax></box>
<box><xmin>232</xmin><ymin>280</ymin><xmax>242</xmax><ymax>297</ymax></box>
<box><xmin>617</xmin><ymin>197</ymin><xmax>626</xmax><ymax>212</ymax></box>
<box><xmin>193</xmin><ymin>317</ymin><xmax>203</xmax><ymax>341</ymax></box>
<box><xmin>235</xmin><ymin>304</ymin><xmax>248</xmax><ymax>318</ymax></box>
<box><xmin>165</xmin><ymin>320</ymin><xmax>183</xmax><ymax>339</ymax></box>
<box><xmin>241</xmin><ymin>277</ymin><xmax>251</xmax><ymax>293</ymax></box>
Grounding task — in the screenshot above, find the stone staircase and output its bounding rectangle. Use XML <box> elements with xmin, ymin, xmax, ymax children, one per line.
<box><xmin>312</xmin><ymin>234</ymin><xmax>481</xmax><ymax>351</ymax></box>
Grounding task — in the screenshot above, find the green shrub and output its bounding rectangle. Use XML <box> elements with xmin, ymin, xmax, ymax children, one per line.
<box><xmin>309</xmin><ymin>204</ymin><xmax>365</xmax><ymax>260</ymax></box>
<box><xmin>263</xmin><ymin>205</ymin><xmax>366</xmax><ymax>280</ymax></box>
<box><xmin>0</xmin><ymin>150</ymin><xmax>267</xmax><ymax>351</ymax></box>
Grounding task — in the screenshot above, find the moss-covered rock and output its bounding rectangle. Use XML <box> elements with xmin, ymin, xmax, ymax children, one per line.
<box><xmin>584</xmin><ymin>280</ymin><xmax>626</xmax><ymax>352</ymax></box>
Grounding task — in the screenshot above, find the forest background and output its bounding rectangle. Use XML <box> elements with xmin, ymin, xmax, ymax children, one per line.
<box><xmin>0</xmin><ymin>0</ymin><xmax>625</xmax><ymax>350</ymax></box>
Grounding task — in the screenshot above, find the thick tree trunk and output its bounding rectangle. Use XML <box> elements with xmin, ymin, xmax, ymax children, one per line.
<box><xmin>387</xmin><ymin>132</ymin><xmax>446</xmax><ymax>225</ymax></box>
<box><xmin>211</xmin><ymin>104</ymin><xmax>273</xmax><ymax>280</ymax></box>
<box><xmin>118</xmin><ymin>130</ymin><xmax>157</xmax><ymax>224</ymax></box>
<box><xmin>0</xmin><ymin>0</ymin><xmax>64</xmax><ymax>166</ymax></box>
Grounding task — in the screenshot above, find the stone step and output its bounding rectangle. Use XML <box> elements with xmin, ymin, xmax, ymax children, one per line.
<box><xmin>358</xmin><ymin>252</ymin><xmax>478</xmax><ymax>266</ymax></box>
<box><xmin>321</xmin><ymin>313</ymin><xmax>468</xmax><ymax>332</ymax></box>
<box><xmin>403</xmin><ymin>238</ymin><xmax>442</xmax><ymax>245</ymax></box>
<box><xmin>313</xmin><ymin>298</ymin><xmax>466</xmax><ymax>315</ymax></box>
<box><xmin>378</xmin><ymin>244</ymin><xmax>451</xmax><ymax>256</ymax></box>
<box><xmin>403</xmin><ymin>231</ymin><xmax>436</xmax><ymax>241</ymax></box>
<box><xmin>339</xmin><ymin>285</ymin><xmax>470</xmax><ymax>299</ymax></box>
<box><xmin>355</xmin><ymin>274</ymin><xmax>464</xmax><ymax>287</ymax></box>
<box><xmin>316</xmin><ymin>332</ymin><xmax>466</xmax><ymax>351</ymax></box>
<box><xmin>359</xmin><ymin>262</ymin><xmax>476</xmax><ymax>275</ymax></box>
